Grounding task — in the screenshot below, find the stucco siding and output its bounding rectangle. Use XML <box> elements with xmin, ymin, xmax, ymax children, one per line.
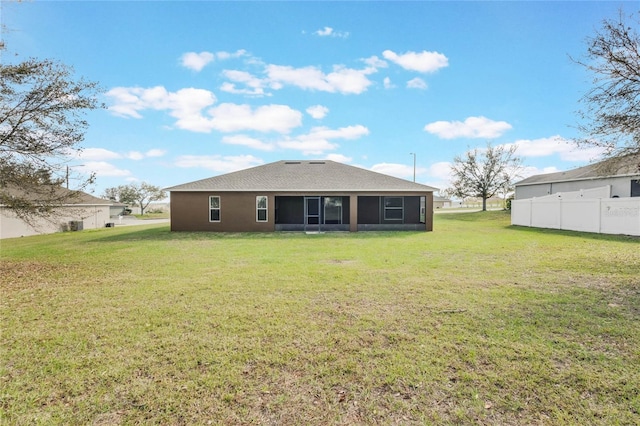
<box><xmin>170</xmin><ymin>192</ymin><xmax>275</xmax><ymax>232</ymax></box>
<box><xmin>1</xmin><ymin>205</ymin><xmax>111</xmax><ymax>239</ymax></box>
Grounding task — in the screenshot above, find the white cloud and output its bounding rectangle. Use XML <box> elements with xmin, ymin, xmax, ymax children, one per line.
<box><xmin>277</xmin><ymin>138</ymin><xmax>338</xmax><ymax>155</ymax></box>
<box><xmin>370</xmin><ymin>162</ymin><xmax>427</xmax><ymax>180</ymax></box>
<box><xmin>180</xmin><ymin>50</ymin><xmax>245</xmax><ymax>72</ymax></box>
<box><xmin>327</xmin><ymin>66</ymin><xmax>376</xmax><ymax>94</ymax></box>
<box><xmin>315</xmin><ymin>26</ymin><xmax>349</xmax><ymax>38</ymax></box>
<box><xmin>105</xmin><ymin>87</ymin><xmax>147</xmax><ymax>118</ymax></box>
<box><xmin>220</xmin><ymin>54</ymin><xmax>385</xmax><ymax>97</ymax></box>
<box><xmin>145</xmin><ymin>149</ymin><xmax>166</xmax><ymax>157</ymax></box>
<box><xmin>415</xmin><ymin>161</ymin><xmax>455</xmax><ymax>192</ymax></box>
<box><xmin>166</xmin><ymin>88</ymin><xmax>219</xmax><ymax>132</ymax></box>
<box><xmin>124</xmin><ymin>150</ymin><xmax>166</xmax><ymax>160</ymax></box>
<box><xmin>266</xmin><ymin>64</ymin><xmax>375</xmax><ymax>94</ymax></box>
<box><xmin>106</xmin><ymin>86</ymin><xmax>217</xmax><ymax>122</ymax></box>
<box><xmin>76</xmin><ymin>147</ymin><xmax>166</xmax><ymax>162</ymax></box>
<box><xmin>174</xmin><ymin>154</ymin><xmax>263</xmax><ymax>173</ymax></box>
<box><xmin>305</xmin><ymin>125</ymin><xmax>369</xmax><ymax>141</ymax></box>
<box><xmin>363</xmin><ymin>56</ymin><xmax>388</xmax><ymax>69</ymax></box>
<box><xmin>383</xmin><ymin>77</ymin><xmax>395</xmax><ymax>89</ymax></box>
<box><xmin>406</xmin><ymin>77</ymin><xmax>428</xmax><ymax>90</ymax></box>
<box><xmin>107</xmin><ymin>86</ymin><xmax>302</xmax><ymax>134</ymax></box>
<box><xmin>501</xmin><ymin>136</ymin><xmax>606</xmax><ymax>162</ymax></box>
<box><xmin>80</xmin><ymin>161</ymin><xmax>132</xmax><ymax>177</ymax></box>
<box><xmin>208</xmin><ymin>103</ymin><xmax>302</xmax><ymax>133</ymax></box>
<box><xmin>325</xmin><ymin>153</ymin><xmax>352</xmax><ymax>163</ymax></box>
<box><xmin>220</xmin><ymin>70</ymin><xmax>268</xmax><ymax>96</ymax></box>
<box><xmin>306</xmin><ymin>105</ymin><xmax>329</xmax><ymax>119</ymax></box>
<box><xmin>382</xmin><ymin>49</ymin><xmax>449</xmax><ymax>73</ymax></box>
<box><xmin>277</xmin><ymin>125</ymin><xmax>369</xmax><ymax>155</ymax></box>
<box><xmin>181</xmin><ymin>51</ymin><xmax>215</xmax><ymax>72</ymax></box>
<box><xmin>126</xmin><ymin>151</ymin><xmax>145</xmax><ymax>160</ymax></box>
<box><xmin>424</xmin><ymin>116</ymin><xmax>512</xmax><ymax>139</ymax></box>
<box><xmin>215</xmin><ymin>49</ymin><xmax>247</xmax><ymax>60</ymax></box>
<box><xmin>316</xmin><ymin>26</ymin><xmax>334</xmax><ymax>36</ymax></box>
<box><xmin>520</xmin><ymin>165</ymin><xmax>561</xmax><ymax>179</ymax></box>
<box><xmin>427</xmin><ymin>161</ymin><xmax>454</xmax><ymax>181</ymax></box>
<box><xmin>221</xmin><ymin>134</ymin><xmax>275</xmax><ymax>151</ymax></box>
<box><xmin>78</xmin><ymin>148</ymin><xmax>121</xmax><ymax>160</ymax></box>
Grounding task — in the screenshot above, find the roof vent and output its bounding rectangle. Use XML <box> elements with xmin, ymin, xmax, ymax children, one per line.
<box><xmin>309</xmin><ymin>161</ymin><xmax>325</xmax><ymax>165</ymax></box>
<box><xmin>284</xmin><ymin>161</ymin><xmax>301</xmax><ymax>164</ymax></box>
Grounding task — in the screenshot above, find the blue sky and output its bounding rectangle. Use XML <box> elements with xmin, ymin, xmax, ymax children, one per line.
<box><xmin>2</xmin><ymin>1</ymin><xmax>630</xmax><ymax>196</ymax></box>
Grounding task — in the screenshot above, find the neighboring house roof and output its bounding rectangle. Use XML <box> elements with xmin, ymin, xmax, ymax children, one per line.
<box><xmin>166</xmin><ymin>160</ymin><xmax>438</xmax><ymax>192</ymax></box>
<box><xmin>516</xmin><ymin>154</ymin><xmax>640</xmax><ymax>186</ymax></box>
<box><xmin>1</xmin><ymin>185</ymin><xmax>112</xmax><ymax>206</ymax></box>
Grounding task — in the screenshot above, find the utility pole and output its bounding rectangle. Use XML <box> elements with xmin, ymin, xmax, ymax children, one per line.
<box><xmin>66</xmin><ymin>165</ymin><xmax>84</xmax><ymax>189</ymax></box>
<box><xmin>409</xmin><ymin>152</ymin><xmax>416</xmax><ymax>182</ymax></box>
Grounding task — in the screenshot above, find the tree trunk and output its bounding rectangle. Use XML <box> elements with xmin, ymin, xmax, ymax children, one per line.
<box><xmin>482</xmin><ymin>197</ymin><xmax>487</xmax><ymax>211</ymax></box>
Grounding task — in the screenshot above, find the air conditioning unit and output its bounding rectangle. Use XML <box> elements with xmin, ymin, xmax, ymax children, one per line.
<box><xmin>69</xmin><ymin>220</ymin><xmax>84</xmax><ymax>231</ymax></box>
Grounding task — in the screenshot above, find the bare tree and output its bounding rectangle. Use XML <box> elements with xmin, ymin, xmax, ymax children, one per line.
<box><xmin>0</xmin><ymin>58</ymin><xmax>103</xmax><ymax>222</ymax></box>
<box><xmin>449</xmin><ymin>143</ymin><xmax>522</xmax><ymax>211</ymax></box>
<box><xmin>573</xmin><ymin>9</ymin><xmax>640</xmax><ymax>164</ymax></box>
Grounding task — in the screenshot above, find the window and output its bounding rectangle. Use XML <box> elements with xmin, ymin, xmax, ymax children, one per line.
<box><xmin>256</xmin><ymin>196</ymin><xmax>268</xmax><ymax>222</ymax></box>
<box><xmin>324</xmin><ymin>197</ymin><xmax>342</xmax><ymax>224</ymax></box>
<box><xmin>209</xmin><ymin>196</ymin><xmax>220</xmax><ymax>222</ymax></box>
<box><xmin>384</xmin><ymin>197</ymin><xmax>404</xmax><ymax>220</ymax></box>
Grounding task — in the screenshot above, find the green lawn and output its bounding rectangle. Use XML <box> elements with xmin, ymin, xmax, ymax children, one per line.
<box><xmin>1</xmin><ymin>211</ymin><xmax>639</xmax><ymax>425</ymax></box>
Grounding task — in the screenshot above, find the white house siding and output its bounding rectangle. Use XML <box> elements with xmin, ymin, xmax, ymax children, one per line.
<box><xmin>515</xmin><ymin>176</ymin><xmax>637</xmax><ymax>200</ymax></box>
<box><xmin>0</xmin><ymin>205</ymin><xmax>111</xmax><ymax>239</ymax></box>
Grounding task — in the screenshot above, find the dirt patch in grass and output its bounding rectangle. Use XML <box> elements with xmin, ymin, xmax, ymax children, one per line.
<box><xmin>0</xmin><ymin>261</ymin><xmax>71</xmax><ymax>290</ymax></box>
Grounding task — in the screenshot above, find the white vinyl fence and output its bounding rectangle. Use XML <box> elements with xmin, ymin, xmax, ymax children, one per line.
<box><xmin>512</xmin><ymin>190</ymin><xmax>640</xmax><ymax>237</ymax></box>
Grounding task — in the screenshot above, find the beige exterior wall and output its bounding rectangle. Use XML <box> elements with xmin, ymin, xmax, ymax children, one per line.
<box><xmin>0</xmin><ymin>205</ymin><xmax>111</xmax><ymax>239</ymax></box>
<box><xmin>170</xmin><ymin>191</ymin><xmax>434</xmax><ymax>232</ymax></box>
<box><xmin>171</xmin><ymin>192</ymin><xmax>276</xmax><ymax>232</ymax></box>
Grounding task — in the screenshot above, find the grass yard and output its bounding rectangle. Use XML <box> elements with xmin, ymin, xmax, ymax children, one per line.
<box><xmin>1</xmin><ymin>211</ymin><xmax>639</xmax><ymax>425</ymax></box>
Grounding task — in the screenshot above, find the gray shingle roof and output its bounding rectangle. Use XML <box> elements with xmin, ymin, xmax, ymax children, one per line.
<box><xmin>166</xmin><ymin>160</ymin><xmax>438</xmax><ymax>193</ymax></box>
<box><xmin>2</xmin><ymin>185</ymin><xmax>112</xmax><ymax>205</ymax></box>
<box><xmin>516</xmin><ymin>154</ymin><xmax>640</xmax><ymax>186</ymax></box>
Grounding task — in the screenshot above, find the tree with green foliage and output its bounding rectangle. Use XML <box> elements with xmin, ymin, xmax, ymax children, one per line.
<box><xmin>0</xmin><ymin>58</ymin><xmax>102</xmax><ymax>222</ymax></box>
<box><xmin>573</xmin><ymin>9</ymin><xmax>640</xmax><ymax>165</ymax></box>
<box><xmin>448</xmin><ymin>143</ymin><xmax>521</xmax><ymax>211</ymax></box>
<box><xmin>103</xmin><ymin>182</ymin><xmax>166</xmax><ymax>215</ymax></box>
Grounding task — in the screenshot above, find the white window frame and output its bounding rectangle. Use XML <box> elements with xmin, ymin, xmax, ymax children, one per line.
<box><xmin>209</xmin><ymin>196</ymin><xmax>221</xmax><ymax>222</ymax></box>
<box><xmin>256</xmin><ymin>196</ymin><xmax>268</xmax><ymax>222</ymax></box>
<box><xmin>384</xmin><ymin>196</ymin><xmax>404</xmax><ymax>221</ymax></box>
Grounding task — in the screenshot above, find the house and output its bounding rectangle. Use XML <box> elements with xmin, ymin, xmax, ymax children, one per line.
<box><xmin>514</xmin><ymin>154</ymin><xmax>640</xmax><ymax>200</ymax></box>
<box><xmin>433</xmin><ymin>195</ymin><xmax>452</xmax><ymax>209</ymax></box>
<box><xmin>165</xmin><ymin>160</ymin><xmax>437</xmax><ymax>232</ymax></box>
<box><xmin>0</xmin><ymin>187</ymin><xmax>113</xmax><ymax>239</ymax></box>
<box><xmin>108</xmin><ymin>201</ymin><xmax>129</xmax><ymax>217</ymax></box>
<box><xmin>512</xmin><ymin>154</ymin><xmax>640</xmax><ymax>236</ymax></box>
